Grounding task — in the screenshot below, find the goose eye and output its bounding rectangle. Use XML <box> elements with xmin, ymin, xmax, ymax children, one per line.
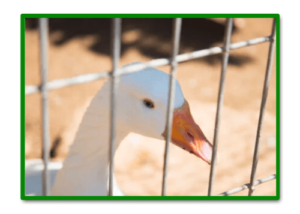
<box><xmin>143</xmin><ymin>99</ymin><xmax>155</xmax><ymax>109</ymax></box>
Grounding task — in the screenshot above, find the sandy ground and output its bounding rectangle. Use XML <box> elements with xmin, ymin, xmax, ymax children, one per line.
<box><xmin>25</xmin><ymin>18</ymin><xmax>277</xmax><ymax>196</ymax></box>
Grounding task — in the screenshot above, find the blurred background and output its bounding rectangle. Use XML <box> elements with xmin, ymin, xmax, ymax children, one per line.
<box><xmin>25</xmin><ymin>18</ymin><xmax>276</xmax><ymax>196</ymax></box>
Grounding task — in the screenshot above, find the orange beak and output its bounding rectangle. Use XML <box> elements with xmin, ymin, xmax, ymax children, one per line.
<box><xmin>162</xmin><ymin>100</ymin><xmax>212</xmax><ymax>164</ymax></box>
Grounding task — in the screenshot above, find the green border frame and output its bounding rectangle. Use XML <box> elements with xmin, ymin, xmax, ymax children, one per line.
<box><xmin>21</xmin><ymin>14</ymin><xmax>280</xmax><ymax>200</ymax></box>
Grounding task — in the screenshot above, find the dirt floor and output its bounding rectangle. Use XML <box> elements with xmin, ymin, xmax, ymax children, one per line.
<box><xmin>25</xmin><ymin>18</ymin><xmax>277</xmax><ymax>196</ymax></box>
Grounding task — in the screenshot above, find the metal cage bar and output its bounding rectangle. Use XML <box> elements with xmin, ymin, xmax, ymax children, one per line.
<box><xmin>25</xmin><ymin>18</ymin><xmax>277</xmax><ymax>197</ymax></box>
<box><xmin>161</xmin><ymin>18</ymin><xmax>182</xmax><ymax>196</ymax></box>
<box><xmin>208</xmin><ymin>18</ymin><xmax>233</xmax><ymax>196</ymax></box>
<box><xmin>248</xmin><ymin>18</ymin><xmax>277</xmax><ymax>196</ymax></box>
<box><xmin>108</xmin><ymin>18</ymin><xmax>122</xmax><ymax>196</ymax></box>
<box><xmin>39</xmin><ymin>18</ymin><xmax>50</xmax><ymax>196</ymax></box>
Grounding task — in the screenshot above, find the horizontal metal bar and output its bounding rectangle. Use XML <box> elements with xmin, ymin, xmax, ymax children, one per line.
<box><xmin>230</xmin><ymin>36</ymin><xmax>270</xmax><ymax>50</ymax></box>
<box><xmin>176</xmin><ymin>36</ymin><xmax>270</xmax><ymax>63</ymax></box>
<box><xmin>25</xmin><ymin>35</ymin><xmax>270</xmax><ymax>95</ymax></box>
<box><xmin>218</xmin><ymin>174</ymin><xmax>276</xmax><ymax>196</ymax></box>
<box><xmin>114</xmin><ymin>36</ymin><xmax>270</xmax><ymax>76</ymax></box>
<box><xmin>26</xmin><ymin>72</ymin><xmax>109</xmax><ymax>95</ymax></box>
<box><xmin>26</xmin><ymin>85</ymin><xmax>40</xmax><ymax>94</ymax></box>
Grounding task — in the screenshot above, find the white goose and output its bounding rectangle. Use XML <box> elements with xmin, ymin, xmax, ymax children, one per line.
<box><xmin>48</xmin><ymin>63</ymin><xmax>212</xmax><ymax>196</ymax></box>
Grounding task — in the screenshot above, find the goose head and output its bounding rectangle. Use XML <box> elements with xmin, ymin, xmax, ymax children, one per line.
<box><xmin>112</xmin><ymin>63</ymin><xmax>212</xmax><ymax>164</ymax></box>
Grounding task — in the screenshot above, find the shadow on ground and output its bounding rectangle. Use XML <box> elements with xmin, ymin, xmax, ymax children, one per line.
<box><xmin>25</xmin><ymin>18</ymin><xmax>253</xmax><ymax>66</ymax></box>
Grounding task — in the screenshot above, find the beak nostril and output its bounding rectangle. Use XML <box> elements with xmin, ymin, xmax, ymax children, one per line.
<box><xmin>186</xmin><ymin>132</ymin><xmax>195</xmax><ymax>142</ymax></box>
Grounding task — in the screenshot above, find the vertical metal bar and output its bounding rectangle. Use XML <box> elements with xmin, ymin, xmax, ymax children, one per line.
<box><xmin>108</xmin><ymin>18</ymin><xmax>121</xmax><ymax>196</ymax></box>
<box><xmin>248</xmin><ymin>18</ymin><xmax>276</xmax><ymax>196</ymax></box>
<box><xmin>39</xmin><ymin>18</ymin><xmax>50</xmax><ymax>196</ymax></box>
<box><xmin>208</xmin><ymin>18</ymin><xmax>233</xmax><ymax>196</ymax></box>
<box><xmin>161</xmin><ymin>18</ymin><xmax>182</xmax><ymax>196</ymax></box>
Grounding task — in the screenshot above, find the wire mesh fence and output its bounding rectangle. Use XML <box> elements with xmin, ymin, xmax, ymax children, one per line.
<box><xmin>25</xmin><ymin>17</ymin><xmax>277</xmax><ymax>196</ymax></box>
